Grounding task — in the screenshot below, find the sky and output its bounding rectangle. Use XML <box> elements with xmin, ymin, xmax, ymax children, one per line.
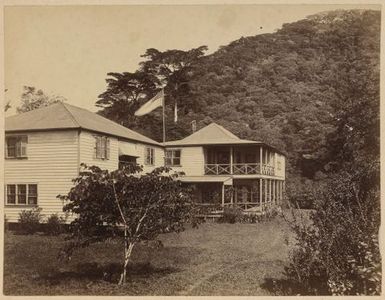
<box><xmin>4</xmin><ymin>4</ymin><xmax>380</xmax><ymax>116</ymax></box>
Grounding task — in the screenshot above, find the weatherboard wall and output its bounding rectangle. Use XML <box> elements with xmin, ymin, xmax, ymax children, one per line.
<box><xmin>135</xmin><ymin>143</ymin><xmax>165</xmax><ymax>173</ymax></box>
<box><xmin>4</xmin><ymin>130</ymin><xmax>79</xmax><ymax>222</ymax></box>
<box><xmin>78</xmin><ymin>131</ymin><xmax>164</xmax><ymax>173</ymax></box>
<box><xmin>79</xmin><ymin>130</ymin><xmax>119</xmax><ymax>171</ymax></box>
<box><xmin>165</xmin><ymin>146</ymin><xmax>205</xmax><ymax>176</ymax></box>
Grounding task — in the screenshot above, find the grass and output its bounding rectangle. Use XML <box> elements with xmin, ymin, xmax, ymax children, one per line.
<box><xmin>3</xmin><ymin>215</ymin><xmax>299</xmax><ymax>296</ymax></box>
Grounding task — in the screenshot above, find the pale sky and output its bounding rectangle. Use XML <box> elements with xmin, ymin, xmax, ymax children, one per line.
<box><xmin>4</xmin><ymin>4</ymin><xmax>380</xmax><ymax>116</ymax></box>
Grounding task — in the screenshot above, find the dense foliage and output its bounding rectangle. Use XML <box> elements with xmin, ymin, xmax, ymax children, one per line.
<box><xmin>59</xmin><ymin>164</ymin><xmax>196</xmax><ymax>284</ymax></box>
<box><xmin>280</xmin><ymin>10</ymin><xmax>381</xmax><ymax>295</ymax></box>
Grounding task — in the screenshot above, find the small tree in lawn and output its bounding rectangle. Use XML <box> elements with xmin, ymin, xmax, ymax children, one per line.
<box><xmin>58</xmin><ymin>164</ymin><xmax>196</xmax><ymax>285</ymax></box>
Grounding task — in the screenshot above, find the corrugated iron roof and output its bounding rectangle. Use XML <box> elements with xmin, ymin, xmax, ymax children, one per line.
<box><xmin>5</xmin><ymin>102</ymin><xmax>161</xmax><ymax>146</ymax></box>
<box><xmin>164</xmin><ymin>122</ymin><xmax>285</xmax><ymax>156</ymax></box>
<box><xmin>164</xmin><ymin>123</ymin><xmax>261</xmax><ymax>146</ymax></box>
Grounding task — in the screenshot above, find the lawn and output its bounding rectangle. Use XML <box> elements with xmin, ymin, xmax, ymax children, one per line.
<box><xmin>3</xmin><ymin>215</ymin><xmax>298</xmax><ymax>296</ymax></box>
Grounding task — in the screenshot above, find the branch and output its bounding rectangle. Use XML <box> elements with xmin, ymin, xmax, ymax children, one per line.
<box><xmin>112</xmin><ymin>181</ymin><xmax>127</xmax><ymax>226</ymax></box>
<box><xmin>133</xmin><ymin>207</ymin><xmax>149</xmax><ymax>241</ymax></box>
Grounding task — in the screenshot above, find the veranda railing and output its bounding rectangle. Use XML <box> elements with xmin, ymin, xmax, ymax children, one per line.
<box><xmin>204</xmin><ymin>163</ymin><xmax>275</xmax><ymax>175</ymax></box>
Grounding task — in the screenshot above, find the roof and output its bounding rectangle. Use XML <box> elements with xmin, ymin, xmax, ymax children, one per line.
<box><xmin>164</xmin><ymin>122</ymin><xmax>285</xmax><ymax>155</ymax></box>
<box><xmin>5</xmin><ymin>102</ymin><xmax>161</xmax><ymax>146</ymax></box>
<box><xmin>164</xmin><ymin>123</ymin><xmax>240</xmax><ymax>146</ymax></box>
<box><xmin>178</xmin><ymin>176</ymin><xmax>233</xmax><ymax>184</ymax></box>
<box><xmin>164</xmin><ymin>122</ymin><xmax>262</xmax><ymax>146</ymax></box>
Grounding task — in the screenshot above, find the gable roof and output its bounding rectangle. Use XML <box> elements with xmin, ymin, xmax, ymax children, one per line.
<box><xmin>163</xmin><ymin>122</ymin><xmax>285</xmax><ymax>156</ymax></box>
<box><xmin>5</xmin><ymin>102</ymin><xmax>161</xmax><ymax>146</ymax></box>
<box><xmin>164</xmin><ymin>123</ymin><xmax>260</xmax><ymax>146</ymax></box>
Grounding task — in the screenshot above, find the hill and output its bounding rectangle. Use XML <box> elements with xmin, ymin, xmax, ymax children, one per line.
<box><xmin>97</xmin><ymin>9</ymin><xmax>380</xmax><ymax>204</ymax></box>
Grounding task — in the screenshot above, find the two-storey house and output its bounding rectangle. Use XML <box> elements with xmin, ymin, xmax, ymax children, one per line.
<box><xmin>164</xmin><ymin>123</ymin><xmax>285</xmax><ymax>213</ymax></box>
<box><xmin>4</xmin><ymin>102</ymin><xmax>163</xmax><ymax>222</ymax></box>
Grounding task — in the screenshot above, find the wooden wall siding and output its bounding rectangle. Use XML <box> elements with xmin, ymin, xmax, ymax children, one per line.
<box><xmin>166</xmin><ymin>146</ymin><xmax>205</xmax><ymax>176</ymax></box>
<box><xmin>4</xmin><ymin>130</ymin><xmax>79</xmax><ymax>222</ymax></box>
<box><xmin>135</xmin><ymin>143</ymin><xmax>165</xmax><ymax>173</ymax></box>
<box><xmin>79</xmin><ymin>130</ymin><xmax>119</xmax><ymax>171</ymax></box>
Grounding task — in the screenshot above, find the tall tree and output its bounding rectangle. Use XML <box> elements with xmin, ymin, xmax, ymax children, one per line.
<box><xmin>96</xmin><ymin>71</ymin><xmax>159</xmax><ymax>128</ymax></box>
<box><xmin>139</xmin><ymin>46</ymin><xmax>208</xmax><ymax>139</ymax></box>
<box><xmin>17</xmin><ymin>86</ymin><xmax>66</xmax><ymax>113</ymax></box>
<box><xmin>97</xmin><ymin>46</ymin><xmax>208</xmax><ymax>141</ymax></box>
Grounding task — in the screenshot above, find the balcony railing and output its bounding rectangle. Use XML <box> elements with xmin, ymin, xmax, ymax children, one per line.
<box><xmin>204</xmin><ymin>163</ymin><xmax>275</xmax><ymax>176</ymax></box>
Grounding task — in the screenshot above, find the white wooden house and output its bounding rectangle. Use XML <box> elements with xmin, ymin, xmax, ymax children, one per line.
<box><xmin>4</xmin><ymin>103</ymin><xmax>285</xmax><ymax>222</ymax></box>
<box><xmin>4</xmin><ymin>103</ymin><xmax>163</xmax><ymax>222</ymax></box>
<box><xmin>164</xmin><ymin>123</ymin><xmax>285</xmax><ymax>214</ymax></box>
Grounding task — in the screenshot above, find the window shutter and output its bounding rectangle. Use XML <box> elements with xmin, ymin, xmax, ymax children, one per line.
<box><xmin>20</xmin><ymin>136</ymin><xmax>28</xmax><ymax>157</ymax></box>
<box><xmin>94</xmin><ymin>136</ymin><xmax>100</xmax><ymax>159</ymax></box>
<box><xmin>106</xmin><ymin>138</ymin><xmax>110</xmax><ymax>160</ymax></box>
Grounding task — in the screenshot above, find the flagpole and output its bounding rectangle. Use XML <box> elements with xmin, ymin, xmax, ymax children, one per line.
<box><xmin>162</xmin><ymin>89</ymin><xmax>166</xmax><ymax>143</ymax></box>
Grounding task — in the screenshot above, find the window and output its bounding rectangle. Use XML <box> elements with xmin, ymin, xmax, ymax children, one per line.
<box><xmin>28</xmin><ymin>184</ymin><xmax>38</xmax><ymax>205</ymax></box>
<box><xmin>6</xmin><ymin>185</ymin><xmax>16</xmax><ymax>204</ymax></box>
<box><xmin>165</xmin><ymin>149</ymin><xmax>181</xmax><ymax>166</ymax></box>
<box><xmin>94</xmin><ymin>136</ymin><xmax>110</xmax><ymax>159</ymax></box>
<box><xmin>145</xmin><ymin>147</ymin><xmax>155</xmax><ymax>165</ymax></box>
<box><xmin>5</xmin><ymin>184</ymin><xmax>38</xmax><ymax>205</ymax></box>
<box><xmin>5</xmin><ymin>135</ymin><xmax>28</xmax><ymax>158</ymax></box>
<box><xmin>277</xmin><ymin>161</ymin><xmax>281</xmax><ymax>171</ymax></box>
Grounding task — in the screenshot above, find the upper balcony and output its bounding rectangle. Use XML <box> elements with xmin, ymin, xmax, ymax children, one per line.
<box><xmin>204</xmin><ymin>163</ymin><xmax>275</xmax><ymax>176</ymax></box>
<box><xmin>203</xmin><ymin>145</ymin><xmax>278</xmax><ymax>177</ymax></box>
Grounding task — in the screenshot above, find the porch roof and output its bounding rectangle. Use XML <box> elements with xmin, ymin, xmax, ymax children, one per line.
<box><xmin>118</xmin><ymin>142</ymin><xmax>140</xmax><ymax>157</ymax></box>
<box><xmin>178</xmin><ymin>176</ymin><xmax>233</xmax><ymax>185</ymax></box>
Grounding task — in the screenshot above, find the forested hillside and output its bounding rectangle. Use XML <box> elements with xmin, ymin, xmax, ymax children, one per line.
<box><xmin>97</xmin><ymin>9</ymin><xmax>380</xmax><ymax>205</ymax></box>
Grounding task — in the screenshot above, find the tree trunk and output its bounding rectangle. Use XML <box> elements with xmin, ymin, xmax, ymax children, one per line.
<box><xmin>118</xmin><ymin>227</ymin><xmax>135</xmax><ymax>285</ymax></box>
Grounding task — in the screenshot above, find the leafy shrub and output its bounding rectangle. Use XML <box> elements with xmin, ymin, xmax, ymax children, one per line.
<box><xmin>285</xmin><ymin>177</ymin><xmax>317</xmax><ymax>209</ymax></box>
<box><xmin>285</xmin><ymin>166</ymin><xmax>381</xmax><ymax>295</ymax></box>
<box><xmin>218</xmin><ymin>206</ymin><xmax>281</xmax><ymax>224</ymax></box>
<box><xmin>59</xmin><ymin>164</ymin><xmax>196</xmax><ymax>285</ymax></box>
<box><xmin>45</xmin><ymin>214</ymin><xmax>66</xmax><ymax>236</ymax></box>
<box><xmin>219</xmin><ymin>207</ymin><xmax>243</xmax><ymax>223</ymax></box>
<box><xmin>240</xmin><ymin>213</ymin><xmax>258</xmax><ymax>223</ymax></box>
<box><xmin>18</xmin><ymin>208</ymin><xmax>42</xmax><ymax>234</ymax></box>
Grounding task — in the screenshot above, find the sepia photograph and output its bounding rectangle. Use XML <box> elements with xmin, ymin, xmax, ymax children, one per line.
<box><xmin>1</xmin><ymin>1</ymin><xmax>382</xmax><ymax>296</ymax></box>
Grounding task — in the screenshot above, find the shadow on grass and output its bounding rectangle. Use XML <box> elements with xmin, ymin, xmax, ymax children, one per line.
<box><xmin>38</xmin><ymin>262</ymin><xmax>180</xmax><ymax>285</ymax></box>
<box><xmin>261</xmin><ymin>277</ymin><xmax>330</xmax><ymax>296</ymax></box>
<box><xmin>260</xmin><ymin>277</ymin><xmax>301</xmax><ymax>295</ymax></box>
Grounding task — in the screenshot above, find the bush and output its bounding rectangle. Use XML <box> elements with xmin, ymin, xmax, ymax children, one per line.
<box><xmin>219</xmin><ymin>207</ymin><xmax>243</xmax><ymax>223</ymax></box>
<box><xmin>18</xmin><ymin>208</ymin><xmax>42</xmax><ymax>234</ymax></box>
<box><xmin>285</xmin><ymin>166</ymin><xmax>381</xmax><ymax>295</ymax></box>
<box><xmin>218</xmin><ymin>206</ymin><xmax>281</xmax><ymax>224</ymax></box>
<box><xmin>45</xmin><ymin>214</ymin><xmax>66</xmax><ymax>235</ymax></box>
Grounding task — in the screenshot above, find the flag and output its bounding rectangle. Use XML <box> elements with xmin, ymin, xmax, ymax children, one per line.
<box><xmin>134</xmin><ymin>90</ymin><xmax>164</xmax><ymax>116</ymax></box>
